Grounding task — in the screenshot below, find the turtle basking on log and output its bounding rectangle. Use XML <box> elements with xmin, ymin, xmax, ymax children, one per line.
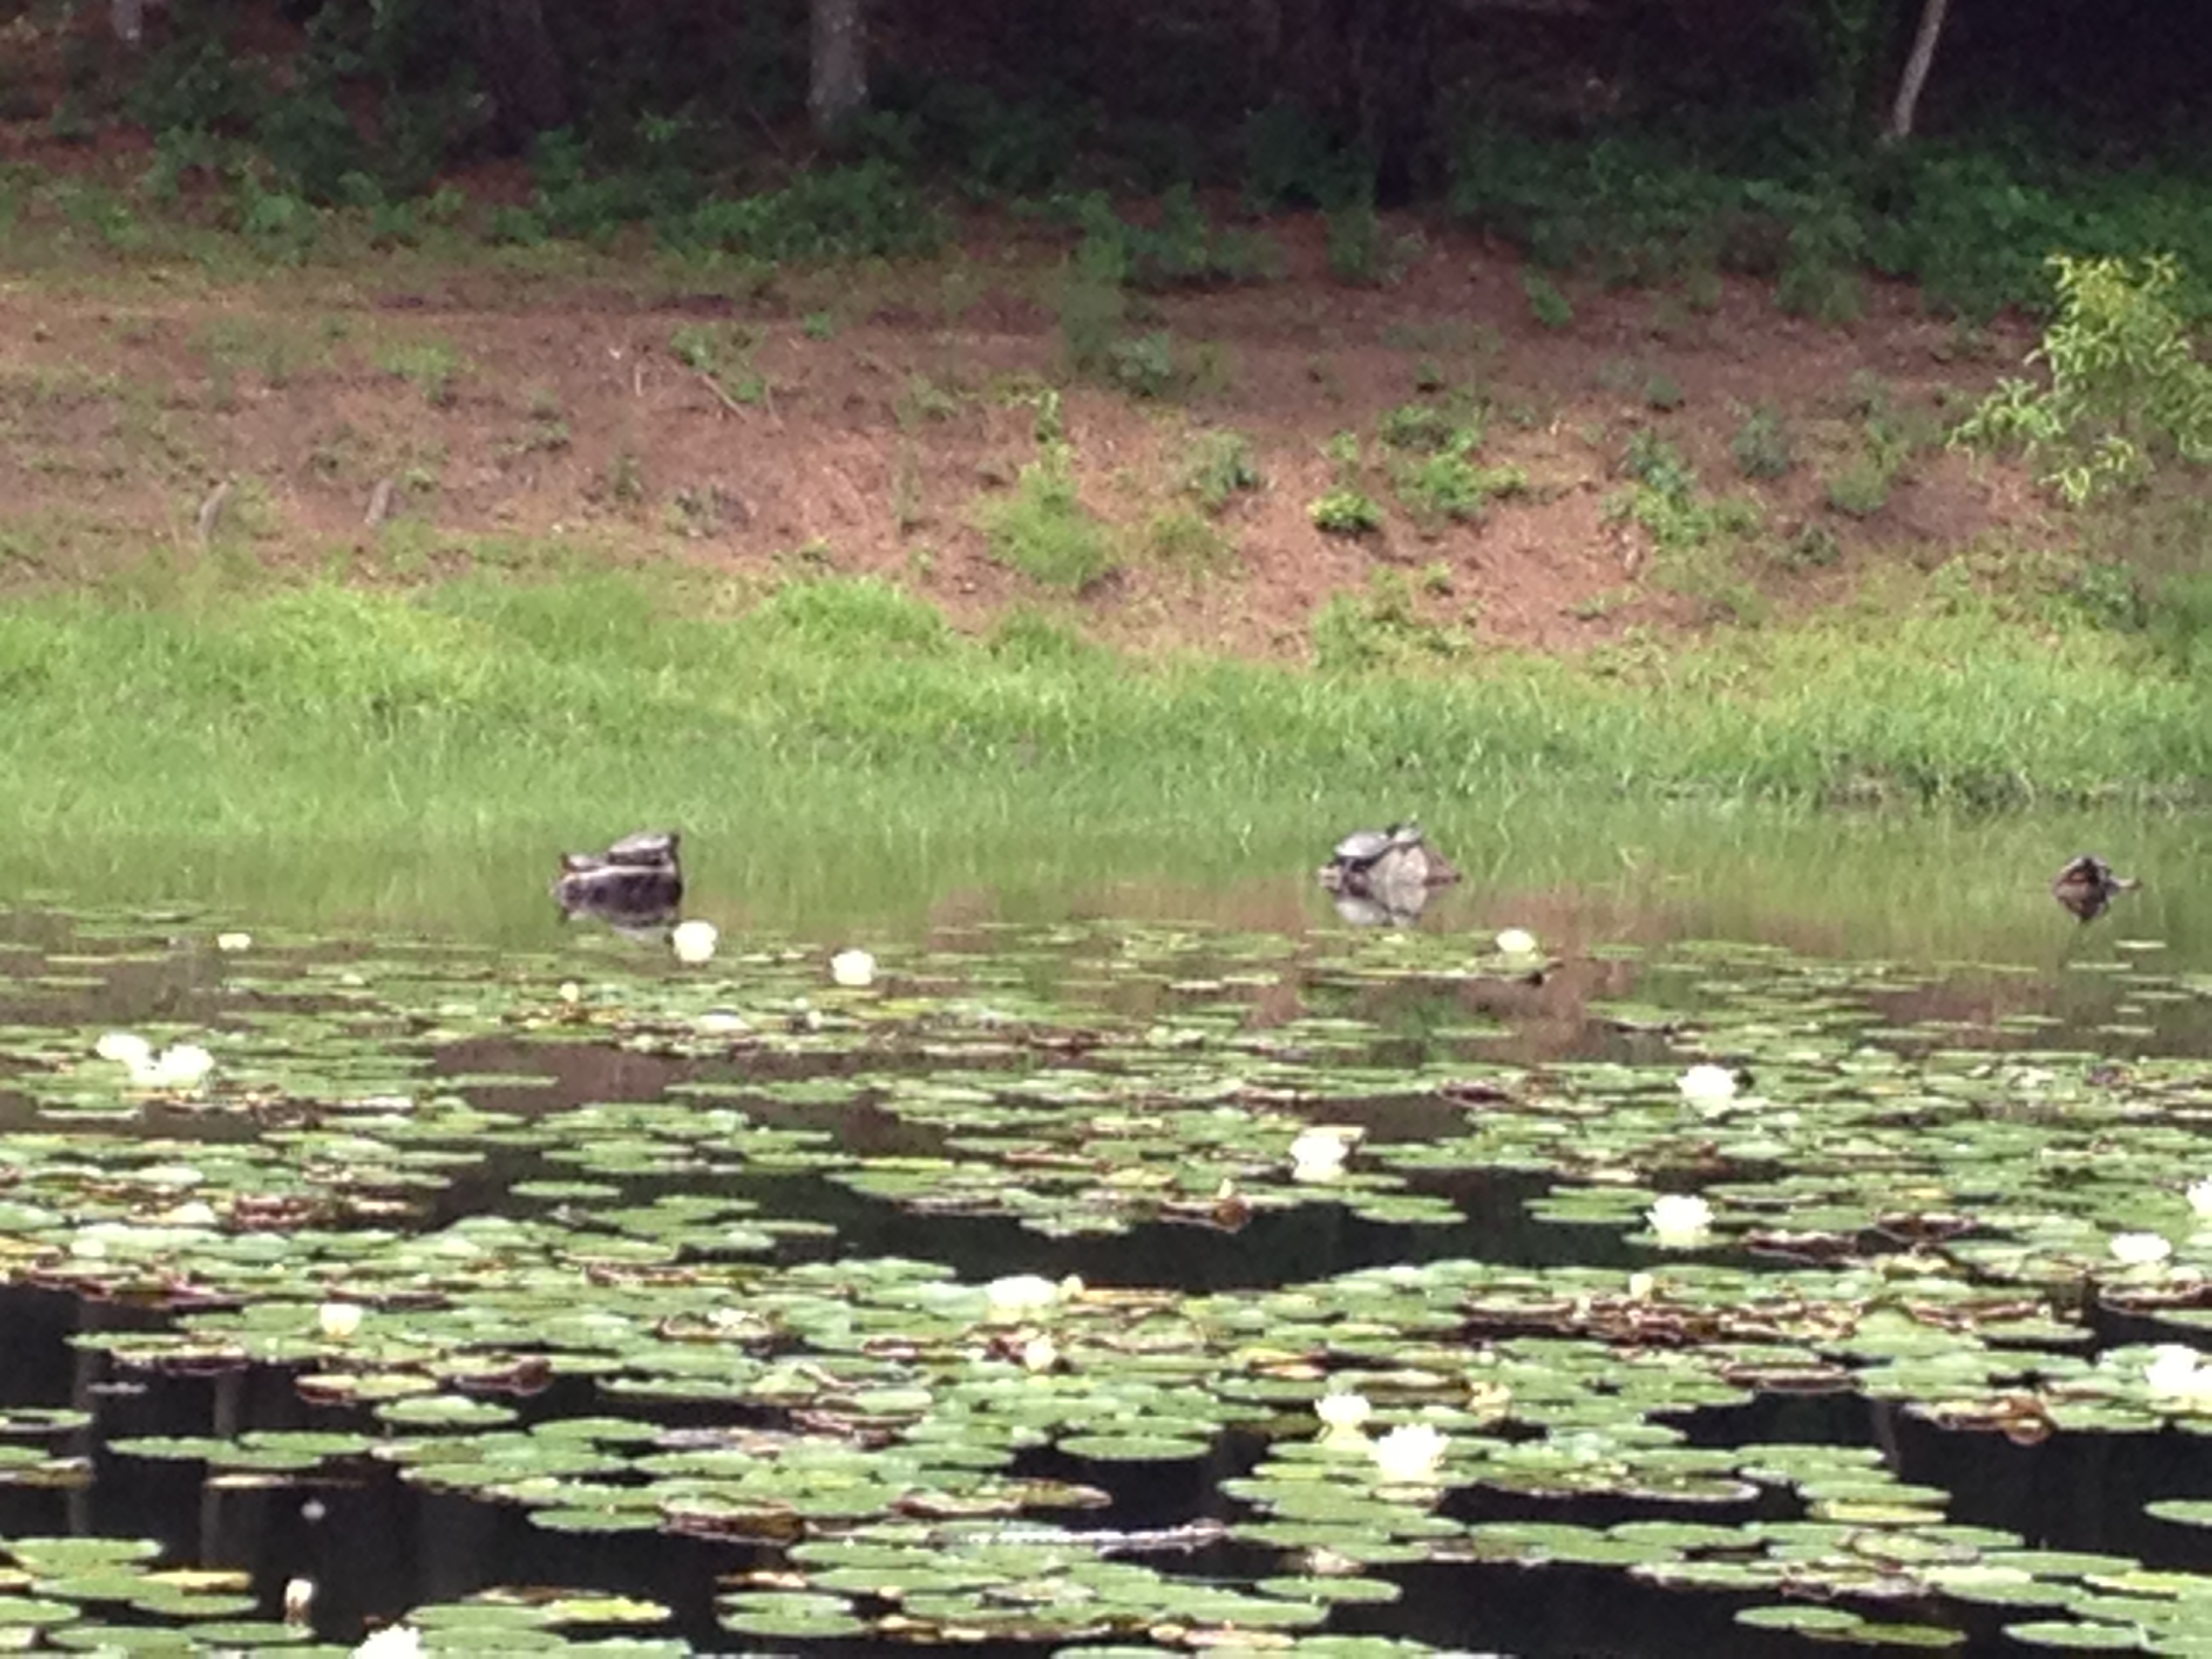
<box><xmin>552</xmin><ymin>830</ymin><xmax>684</xmax><ymax>928</ymax></box>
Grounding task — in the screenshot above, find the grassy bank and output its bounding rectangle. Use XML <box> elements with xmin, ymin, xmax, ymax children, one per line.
<box><xmin>2</xmin><ymin>571</ymin><xmax>2204</xmax><ymax>853</ymax></box>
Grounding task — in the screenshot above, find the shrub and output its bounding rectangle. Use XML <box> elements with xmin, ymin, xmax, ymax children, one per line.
<box><xmin>1731</xmin><ymin>404</ymin><xmax>1795</xmax><ymax>480</ymax></box>
<box><xmin>1953</xmin><ymin>254</ymin><xmax>2212</xmax><ymax>505</ymax></box>
<box><xmin>979</xmin><ymin>451</ymin><xmax>1116</xmax><ymax>592</ymax></box>
<box><xmin>1308</xmin><ymin>489</ymin><xmax>1384</xmax><ymax>537</ymax></box>
<box><xmin>1174</xmin><ymin>430</ymin><xmax>1263</xmax><ymax>514</ymax></box>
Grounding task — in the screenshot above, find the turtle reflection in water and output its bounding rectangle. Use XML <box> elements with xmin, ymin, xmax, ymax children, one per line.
<box><xmin>2051</xmin><ymin>853</ymin><xmax>2139</xmax><ymax>924</ymax></box>
<box><xmin>1317</xmin><ymin>821</ymin><xmax>1460</xmax><ymax>925</ymax></box>
<box><xmin>553</xmin><ymin>830</ymin><xmax>684</xmax><ymax>929</ymax></box>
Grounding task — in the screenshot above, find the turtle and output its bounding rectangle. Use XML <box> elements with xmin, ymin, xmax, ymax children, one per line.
<box><xmin>1317</xmin><ymin>821</ymin><xmax>1461</xmax><ymax>901</ymax></box>
<box><xmin>554</xmin><ymin>829</ymin><xmax>684</xmax><ymax>926</ymax></box>
<box><xmin>2051</xmin><ymin>853</ymin><xmax>2139</xmax><ymax>924</ymax></box>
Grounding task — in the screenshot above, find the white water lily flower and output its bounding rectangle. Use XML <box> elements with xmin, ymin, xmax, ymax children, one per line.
<box><xmin>156</xmin><ymin>1201</ymin><xmax>220</xmax><ymax>1229</ymax></box>
<box><xmin>1626</xmin><ymin>1271</ymin><xmax>1658</xmax><ymax>1302</ymax></box>
<box><xmin>558</xmin><ymin>981</ymin><xmax>583</xmax><ymax>1005</ymax></box>
<box><xmin>2190</xmin><ymin>1179</ymin><xmax>2212</xmax><ymax>1221</ymax></box>
<box><xmin>145</xmin><ymin>1044</ymin><xmax>214</xmax><ymax>1090</ymax></box>
<box><xmin>1646</xmin><ymin>1193</ymin><xmax>1715</xmax><ymax>1248</ymax></box>
<box><xmin>694</xmin><ymin>1011</ymin><xmax>750</xmax><ymax>1036</ymax></box>
<box><xmin>2144</xmin><ymin>1345</ymin><xmax>2212</xmax><ymax>1404</ymax></box>
<box><xmin>1315</xmin><ymin>1390</ymin><xmax>1373</xmax><ymax>1442</ymax></box>
<box><xmin>1676</xmin><ymin>1065</ymin><xmax>1739</xmax><ymax>1108</ymax></box>
<box><xmin>1020</xmin><ymin>1334</ymin><xmax>1059</xmax><ymax>1374</ymax></box>
<box><xmin>2111</xmin><ymin>1231</ymin><xmax>2174</xmax><ymax>1267</ymax></box>
<box><xmin>1290</xmin><ymin>1124</ymin><xmax>1364</xmax><ymax>1183</ymax></box>
<box><xmin>317</xmin><ymin>1302</ymin><xmax>365</xmax><ymax>1341</ymax></box>
<box><xmin>984</xmin><ymin>1274</ymin><xmax>1064</xmax><ymax>1315</ymax></box>
<box><xmin>670</xmin><ymin>920</ymin><xmax>719</xmax><ymax>965</ymax></box>
<box><xmin>352</xmin><ymin>1626</ymin><xmax>424</xmax><ymax>1659</ymax></box>
<box><xmin>216</xmin><ymin>932</ymin><xmax>252</xmax><ymax>953</ymax></box>
<box><xmin>1370</xmin><ymin>1422</ymin><xmax>1448</xmax><ymax>1485</ymax></box>
<box><xmin>1494</xmin><ymin>928</ymin><xmax>1540</xmax><ymax>958</ymax></box>
<box><xmin>283</xmin><ymin>1577</ymin><xmax>315</xmax><ymax>1625</ymax></box>
<box><xmin>95</xmin><ymin>1031</ymin><xmax>154</xmax><ymax>1069</ymax></box>
<box><xmin>830</xmin><ymin>948</ymin><xmax>877</xmax><ymax>988</ymax></box>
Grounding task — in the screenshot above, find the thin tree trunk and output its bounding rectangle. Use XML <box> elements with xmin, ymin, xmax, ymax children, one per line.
<box><xmin>808</xmin><ymin>0</ymin><xmax>868</xmax><ymax>141</ymax></box>
<box><xmin>1883</xmin><ymin>0</ymin><xmax>1950</xmax><ymax>142</ymax></box>
<box><xmin>111</xmin><ymin>0</ymin><xmax>144</xmax><ymax>47</ymax></box>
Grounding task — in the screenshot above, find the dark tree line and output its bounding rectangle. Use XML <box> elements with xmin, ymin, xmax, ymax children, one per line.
<box><xmin>75</xmin><ymin>0</ymin><xmax>2212</xmax><ymax>192</ymax></box>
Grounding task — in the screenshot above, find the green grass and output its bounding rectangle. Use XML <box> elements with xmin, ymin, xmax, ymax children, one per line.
<box><xmin>0</xmin><ymin>569</ymin><xmax>2205</xmax><ymax>866</ymax></box>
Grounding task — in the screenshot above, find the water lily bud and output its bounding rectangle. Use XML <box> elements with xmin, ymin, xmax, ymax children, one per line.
<box><xmin>1494</xmin><ymin>927</ymin><xmax>1539</xmax><ymax>957</ymax></box>
<box><xmin>985</xmin><ymin>1274</ymin><xmax>1061</xmax><ymax>1315</ymax></box>
<box><xmin>1290</xmin><ymin>1124</ymin><xmax>1362</xmax><ymax>1183</ymax></box>
<box><xmin>1315</xmin><ymin>1390</ymin><xmax>1373</xmax><ymax>1441</ymax></box>
<box><xmin>2190</xmin><ymin>1179</ymin><xmax>2212</xmax><ymax>1220</ymax></box>
<box><xmin>318</xmin><ymin>1301</ymin><xmax>365</xmax><ymax>1340</ymax></box>
<box><xmin>283</xmin><ymin>1578</ymin><xmax>315</xmax><ymax>1625</ymax></box>
<box><xmin>2112</xmin><ymin>1231</ymin><xmax>2175</xmax><ymax>1267</ymax></box>
<box><xmin>1645</xmin><ymin>1193</ymin><xmax>1715</xmax><ymax>1248</ymax></box>
<box><xmin>1370</xmin><ymin>1422</ymin><xmax>1448</xmax><ymax>1485</ymax></box>
<box><xmin>1020</xmin><ymin>1334</ymin><xmax>1058</xmax><ymax>1373</ymax></box>
<box><xmin>1676</xmin><ymin>1065</ymin><xmax>1738</xmax><ymax>1108</ymax></box>
<box><xmin>95</xmin><ymin>1031</ymin><xmax>153</xmax><ymax>1069</ymax></box>
<box><xmin>830</xmin><ymin>948</ymin><xmax>876</xmax><ymax>988</ymax></box>
<box><xmin>352</xmin><ymin>1626</ymin><xmax>426</xmax><ymax>1659</ymax></box>
<box><xmin>148</xmin><ymin>1044</ymin><xmax>214</xmax><ymax>1090</ymax></box>
<box><xmin>670</xmin><ymin>920</ymin><xmax>719</xmax><ymax>965</ymax></box>
<box><xmin>216</xmin><ymin>932</ymin><xmax>252</xmax><ymax>953</ymax></box>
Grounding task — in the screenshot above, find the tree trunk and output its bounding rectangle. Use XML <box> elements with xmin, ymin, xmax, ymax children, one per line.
<box><xmin>808</xmin><ymin>0</ymin><xmax>869</xmax><ymax>142</ymax></box>
<box><xmin>1883</xmin><ymin>0</ymin><xmax>1950</xmax><ymax>142</ymax></box>
<box><xmin>467</xmin><ymin>0</ymin><xmax>569</xmax><ymax>151</ymax></box>
<box><xmin>111</xmin><ymin>0</ymin><xmax>144</xmax><ymax>47</ymax></box>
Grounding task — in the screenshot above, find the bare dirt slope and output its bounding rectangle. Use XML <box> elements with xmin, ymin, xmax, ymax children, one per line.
<box><xmin>0</xmin><ymin>209</ymin><xmax>2049</xmax><ymax>656</ymax></box>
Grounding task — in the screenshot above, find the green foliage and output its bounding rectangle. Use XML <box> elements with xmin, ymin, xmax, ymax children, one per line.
<box><xmin>1174</xmin><ymin>430</ymin><xmax>1263</xmax><ymax>515</ymax></box>
<box><xmin>669</xmin><ymin>322</ymin><xmax>768</xmax><ymax>407</ymax></box>
<box><xmin>1395</xmin><ymin>456</ymin><xmax>1528</xmax><ymax>529</ymax></box>
<box><xmin>1307</xmin><ymin>489</ymin><xmax>1384</xmax><ymax>537</ymax></box>
<box><xmin>1731</xmin><ymin>405</ymin><xmax>1796</xmax><ymax>480</ymax></box>
<box><xmin>1954</xmin><ymin>254</ymin><xmax>2212</xmax><ymax>505</ymax></box>
<box><xmin>1243</xmin><ymin>103</ymin><xmax>1370</xmax><ymax>213</ymax></box>
<box><xmin>979</xmin><ymin>447</ymin><xmax>1116</xmax><ymax>593</ymax></box>
<box><xmin>1376</xmin><ymin>402</ymin><xmax>1477</xmax><ymax>455</ymax></box>
<box><xmin>667</xmin><ymin>163</ymin><xmax>943</xmax><ymax>261</ymax></box>
<box><xmin>1523</xmin><ymin>270</ymin><xmax>1574</xmax><ymax>329</ymax></box>
<box><xmin>1822</xmin><ymin>456</ymin><xmax>1891</xmax><ymax>518</ymax></box>
<box><xmin>373</xmin><ymin>340</ymin><xmax>464</xmax><ymax>407</ymax></box>
<box><xmin>1141</xmin><ymin>510</ymin><xmax>1236</xmax><ymax>571</ymax></box>
<box><xmin>1065</xmin><ymin>187</ymin><xmax>1281</xmax><ymax>293</ymax></box>
<box><xmin>750</xmin><ymin>575</ymin><xmax>951</xmax><ymax>655</ymax></box>
<box><xmin>1325</xmin><ymin>198</ymin><xmax>1401</xmax><ymax>287</ymax></box>
<box><xmin>1311</xmin><ymin>571</ymin><xmax>1464</xmax><ymax>672</ymax></box>
<box><xmin>1453</xmin><ymin>129</ymin><xmax>2212</xmax><ymax>325</ymax></box>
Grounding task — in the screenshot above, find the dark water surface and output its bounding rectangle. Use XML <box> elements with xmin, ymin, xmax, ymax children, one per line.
<box><xmin>0</xmin><ymin>806</ymin><xmax>2209</xmax><ymax>1656</ymax></box>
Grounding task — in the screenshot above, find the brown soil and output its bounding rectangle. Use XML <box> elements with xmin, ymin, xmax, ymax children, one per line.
<box><xmin>0</xmin><ymin>199</ymin><xmax>2055</xmax><ymax>657</ymax></box>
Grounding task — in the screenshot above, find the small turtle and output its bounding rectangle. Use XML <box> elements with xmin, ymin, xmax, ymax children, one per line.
<box><xmin>2051</xmin><ymin>853</ymin><xmax>2138</xmax><ymax>924</ymax></box>
<box><xmin>1317</xmin><ymin>821</ymin><xmax>1460</xmax><ymax>902</ymax></box>
<box><xmin>554</xmin><ymin>829</ymin><xmax>684</xmax><ymax>926</ymax></box>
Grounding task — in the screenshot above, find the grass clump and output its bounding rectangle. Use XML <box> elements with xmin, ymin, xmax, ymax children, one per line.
<box><xmin>1308</xmin><ymin>489</ymin><xmax>1383</xmax><ymax>537</ymax></box>
<box><xmin>979</xmin><ymin>447</ymin><xmax>1116</xmax><ymax>593</ymax></box>
<box><xmin>372</xmin><ymin>339</ymin><xmax>464</xmax><ymax>407</ymax></box>
<box><xmin>1142</xmin><ymin>510</ymin><xmax>1236</xmax><ymax>571</ymax></box>
<box><xmin>1174</xmin><ymin>429</ymin><xmax>1263</xmax><ymax>515</ymax></box>
<box><xmin>1312</xmin><ymin>571</ymin><xmax>1465</xmax><ymax>671</ymax></box>
<box><xmin>1731</xmin><ymin>404</ymin><xmax>1795</xmax><ymax>479</ymax></box>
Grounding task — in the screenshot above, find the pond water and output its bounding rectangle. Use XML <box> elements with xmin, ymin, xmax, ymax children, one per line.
<box><xmin>1</xmin><ymin>806</ymin><xmax>2211</xmax><ymax>1657</ymax></box>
